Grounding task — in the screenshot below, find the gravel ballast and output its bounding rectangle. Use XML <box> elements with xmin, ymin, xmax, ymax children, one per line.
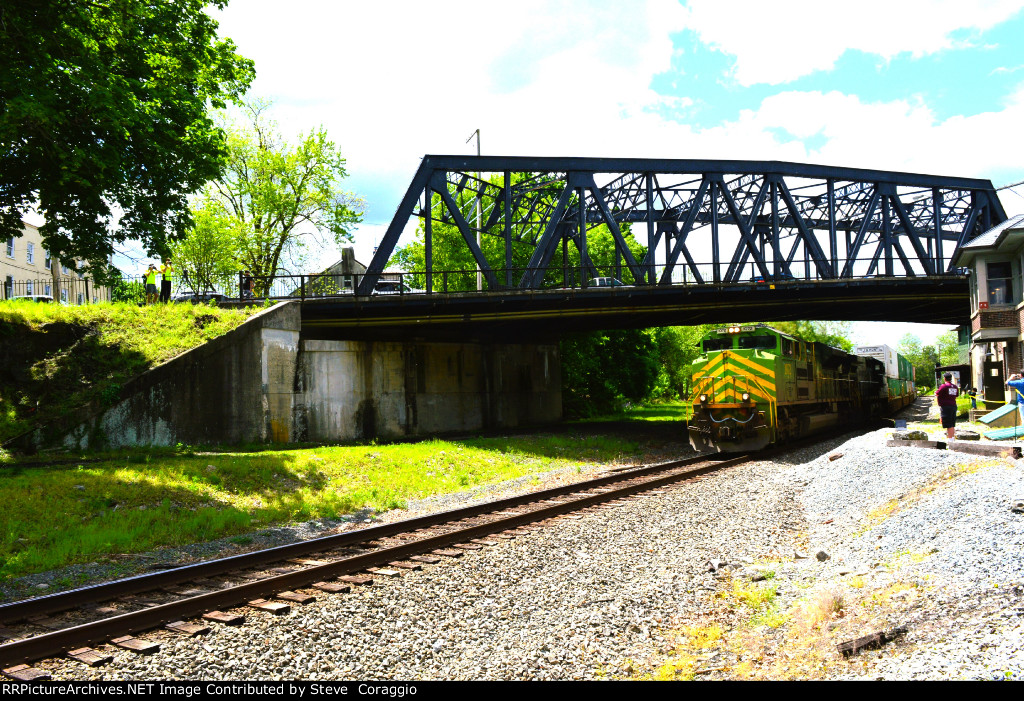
<box><xmin>24</xmin><ymin>418</ymin><xmax>1024</xmax><ymax>681</ymax></box>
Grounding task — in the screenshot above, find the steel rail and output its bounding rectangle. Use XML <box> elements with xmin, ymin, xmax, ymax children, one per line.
<box><xmin>0</xmin><ymin>454</ymin><xmax>728</xmax><ymax>625</ymax></box>
<box><xmin>0</xmin><ymin>452</ymin><xmax>753</xmax><ymax>668</ymax></box>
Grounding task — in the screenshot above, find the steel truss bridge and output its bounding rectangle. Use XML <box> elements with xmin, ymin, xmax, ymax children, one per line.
<box><xmin>294</xmin><ymin>157</ymin><xmax>1006</xmax><ymax>340</ymax></box>
<box><xmin>358</xmin><ymin>156</ymin><xmax>1005</xmax><ymax>295</ymax></box>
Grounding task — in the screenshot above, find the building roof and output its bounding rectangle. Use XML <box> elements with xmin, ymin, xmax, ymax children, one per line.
<box><xmin>960</xmin><ymin>213</ymin><xmax>1024</xmax><ymax>250</ymax></box>
<box><xmin>952</xmin><ymin>213</ymin><xmax>1024</xmax><ymax>266</ymax></box>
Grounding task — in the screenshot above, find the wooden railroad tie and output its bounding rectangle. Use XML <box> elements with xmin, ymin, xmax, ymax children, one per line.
<box><xmin>248</xmin><ymin>599</ymin><xmax>290</xmax><ymax>615</ymax></box>
<box><xmin>276</xmin><ymin>591</ymin><xmax>315</xmax><ymax>604</ymax></box>
<box><xmin>165</xmin><ymin>621</ymin><xmax>211</xmax><ymax>637</ymax></box>
<box><xmin>67</xmin><ymin>647</ymin><xmax>114</xmax><ymax>667</ymax></box>
<box><xmin>337</xmin><ymin>574</ymin><xmax>373</xmax><ymax>586</ymax></box>
<box><xmin>837</xmin><ymin>626</ymin><xmax>908</xmax><ymax>657</ymax></box>
<box><xmin>202</xmin><ymin>611</ymin><xmax>245</xmax><ymax>625</ymax></box>
<box><xmin>3</xmin><ymin>664</ymin><xmax>51</xmax><ymax>681</ymax></box>
<box><xmin>111</xmin><ymin>635</ymin><xmax>160</xmax><ymax>654</ymax></box>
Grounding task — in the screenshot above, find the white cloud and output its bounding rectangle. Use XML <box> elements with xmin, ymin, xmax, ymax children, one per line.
<box><xmin>680</xmin><ymin>0</ymin><xmax>1024</xmax><ymax>86</ymax></box>
<box><xmin>212</xmin><ymin>0</ymin><xmax>1024</xmax><ymax>245</ymax></box>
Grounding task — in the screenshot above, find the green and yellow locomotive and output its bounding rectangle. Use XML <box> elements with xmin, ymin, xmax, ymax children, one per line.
<box><xmin>689</xmin><ymin>325</ymin><xmax>900</xmax><ymax>452</ymax></box>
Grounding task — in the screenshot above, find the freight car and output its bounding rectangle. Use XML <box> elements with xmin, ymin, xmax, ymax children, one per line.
<box><xmin>688</xmin><ymin>325</ymin><xmax>911</xmax><ymax>453</ymax></box>
<box><xmin>852</xmin><ymin>344</ymin><xmax>917</xmax><ymax>413</ymax></box>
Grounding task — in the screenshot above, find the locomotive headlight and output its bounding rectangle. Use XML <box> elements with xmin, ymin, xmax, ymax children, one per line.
<box><xmin>699</xmin><ymin>394</ymin><xmax>708</xmax><ymax>403</ymax></box>
<box><xmin>741</xmin><ymin>392</ymin><xmax>750</xmax><ymax>402</ymax></box>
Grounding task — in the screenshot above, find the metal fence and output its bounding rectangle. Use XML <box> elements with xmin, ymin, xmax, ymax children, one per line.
<box><xmin>2</xmin><ymin>259</ymin><xmax>970</xmax><ymax>306</ymax></box>
<box><xmin>1</xmin><ymin>277</ymin><xmax>109</xmax><ymax>304</ymax></box>
<box><xmin>245</xmin><ymin>259</ymin><xmax>969</xmax><ymax>301</ymax></box>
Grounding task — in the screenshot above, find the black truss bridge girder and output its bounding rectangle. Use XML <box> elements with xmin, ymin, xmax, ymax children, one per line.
<box><xmin>355</xmin><ymin>156</ymin><xmax>1006</xmax><ymax>295</ymax></box>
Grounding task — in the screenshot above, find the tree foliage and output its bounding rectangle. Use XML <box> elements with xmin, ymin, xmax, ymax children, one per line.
<box><xmin>936</xmin><ymin>329</ymin><xmax>960</xmax><ymax>366</ymax></box>
<box><xmin>561</xmin><ymin>329</ymin><xmax>661</xmax><ymax>418</ymax></box>
<box><xmin>0</xmin><ymin>0</ymin><xmax>254</xmax><ymax>279</ymax></box>
<box><xmin>394</xmin><ymin>175</ymin><xmax>647</xmax><ymax>290</ymax></box>
<box><xmin>898</xmin><ymin>333</ymin><xmax>939</xmax><ymax>388</ymax></box>
<box><xmin>197</xmin><ymin>100</ymin><xmax>364</xmax><ymax>294</ymax></box>
<box><xmin>767</xmin><ymin>320</ymin><xmax>854</xmax><ymax>351</ymax></box>
<box><xmin>170</xmin><ymin>204</ymin><xmax>241</xmax><ymax>296</ymax></box>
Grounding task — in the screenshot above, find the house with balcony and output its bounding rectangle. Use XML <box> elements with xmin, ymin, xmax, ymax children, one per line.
<box><xmin>2</xmin><ymin>221</ymin><xmax>110</xmax><ymax>304</ymax></box>
<box><xmin>951</xmin><ymin>213</ymin><xmax>1024</xmax><ymax>402</ymax></box>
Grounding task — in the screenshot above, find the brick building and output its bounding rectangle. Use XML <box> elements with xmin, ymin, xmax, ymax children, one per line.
<box><xmin>1</xmin><ymin>221</ymin><xmax>109</xmax><ymax>304</ymax></box>
<box><xmin>952</xmin><ymin>213</ymin><xmax>1024</xmax><ymax>402</ymax></box>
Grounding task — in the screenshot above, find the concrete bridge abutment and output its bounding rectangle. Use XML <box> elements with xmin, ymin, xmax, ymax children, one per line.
<box><xmin>291</xmin><ymin>338</ymin><xmax>561</xmax><ymax>443</ymax></box>
<box><xmin>31</xmin><ymin>302</ymin><xmax>561</xmax><ymax>450</ymax></box>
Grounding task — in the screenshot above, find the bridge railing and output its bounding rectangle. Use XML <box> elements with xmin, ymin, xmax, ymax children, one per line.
<box><xmin>237</xmin><ymin>260</ymin><xmax>968</xmax><ymax>301</ymax></box>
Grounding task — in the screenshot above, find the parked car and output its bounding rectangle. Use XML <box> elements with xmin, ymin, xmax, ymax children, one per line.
<box><xmin>9</xmin><ymin>295</ymin><xmax>55</xmax><ymax>303</ymax></box>
<box><xmin>172</xmin><ymin>292</ymin><xmax>227</xmax><ymax>304</ymax></box>
<box><xmin>589</xmin><ymin>277</ymin><xmax>629</xmax><ymax>288</ymax></box>
<box><xmin>372</xmin><ymin>280</ymin><xmax>421</xmax><ymax>295</ymax></box>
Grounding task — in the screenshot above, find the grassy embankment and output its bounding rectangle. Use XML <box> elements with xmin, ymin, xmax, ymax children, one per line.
<box><xmin>1</xmin><ymin>433</ymin><xmax>654</xmax><ymax>581</ymax></box>
<box><xmin>0</xmin><ymin>300</ymin><xmax>258</xmax><ymax>444</ymax></box>
<box><xmin>0</xmin><ymin>303</ymin><xmax>689</xmax><ymax>583</ymax></box>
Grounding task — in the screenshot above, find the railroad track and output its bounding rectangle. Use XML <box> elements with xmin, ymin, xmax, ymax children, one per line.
<box><xmin>0</xmin><ymin>444</ymin><xmax>797</xmax><ymax>678</ymax></box>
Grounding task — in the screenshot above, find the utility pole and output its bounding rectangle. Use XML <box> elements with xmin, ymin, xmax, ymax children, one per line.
<box><xmin>466</xmin><ymin>129</ymin><xmax>482</xmax><ymax>291</ymax></box>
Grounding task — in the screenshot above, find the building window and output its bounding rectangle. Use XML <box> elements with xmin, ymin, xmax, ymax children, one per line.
<box><xmin>988</xmin><ymin>262</ymin><xmax>1013</xmax><ymax>306</ymax></box>
<box><xmin>26</xmin><ymin>280</ymin><xmax>33</xmax><ymax>295</ymax></box>
<box><xmin>44</xmin><ymin>251</ymin><xmax>51</xmax><ymax>269</ymax></box>
<box><xmin>44</xmin><ymin>284</ymin><xmax>51</xmax><ymax>296</ymax></box>
<box><xmin>5</xmin><ymin>238</ymin><xmax>13</xmax><ymax>258</ymax></box>
<box><xmin>26</xmin><ymin>242</ymin><xmax>34</xmax><ymax>264</ymax></box>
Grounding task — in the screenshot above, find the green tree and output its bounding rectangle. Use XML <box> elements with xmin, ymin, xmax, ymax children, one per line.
<box><xmin>936</xmin><ymin>329</ymin><xmax>960</xmax><ymax>366</ymax></box>
<box><xmin>393</xmin><ymin>175</ymin><xmax>647</xmax><ymax>290</ymax></box>
<box><xmin>171</xmin><ymin>204</ymin><xmax>241</xmax><ymax>296</ymax></box>
<box><xmin>898</xmin><ymin>333</ymin><xmax>939</xmax><ymax>388</ymax></box>
<box><xmin>768</xmin><ymin>320</ymin><xmax>854</xmax><ymax>351</ymax></box>
<box><xmin>650</xmin><ymin>325</ymin><xmax>716</xmax><ymax>399</ymax></box>
<box><xmin>200</xmin><ymin>99</ymin><xmax>364</xmax><ymax>295</ymax></box>
<box><xmin>561</xmin><ymin>329</ymin><xmax>660</xmax><ymax>418</ymax></box>
<box><xmin>0</xmin><ymin>0</ymin><xmax>254</xmax><ymax>282</ymax></box>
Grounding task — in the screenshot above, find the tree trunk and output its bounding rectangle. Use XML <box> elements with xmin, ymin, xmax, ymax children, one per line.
<box><xmin>50</xmin><ymin>256</ymin><xmax>61</xmax><ymax>302</ymax></box>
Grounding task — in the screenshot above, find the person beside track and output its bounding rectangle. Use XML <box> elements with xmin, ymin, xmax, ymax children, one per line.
<box><xmin>934</xmin><ymin>372</ymin><xmax>960</xmax><ymax>440</ymax></box>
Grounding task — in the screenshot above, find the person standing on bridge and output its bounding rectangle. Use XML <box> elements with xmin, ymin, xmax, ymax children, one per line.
<box><xmin>935</xmin><ymin>372</ymin><xmax>959</xmax><ymax>440</ymax></box>
<box><xmin>159</xmin><ymin>258</ymin><xmax>174</xmax><ymax>303</ymax></box>
<box><xmin>144</xmin><ymin>264</ymin><xmax>159</xmax><ymax>305</ymax></box>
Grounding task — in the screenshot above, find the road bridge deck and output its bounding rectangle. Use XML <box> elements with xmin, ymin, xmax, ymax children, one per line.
<box><xmin>298</xmin><ymin>276</ymin><xmax>969</xmax><ymax>342</ymax></box>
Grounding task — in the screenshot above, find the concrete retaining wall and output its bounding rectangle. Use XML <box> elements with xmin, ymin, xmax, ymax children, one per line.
<box><xmin>294</xmin><ymin>340</ymin><xmax>561</xmax><ymax>442</ymax></box>
<box><xmin>24</xmin><ymin>302</ymin><xmax>301</xmax><ymax>451</ymax></box>
<box><xmin>30</xmin><ymin>301</ymin><xmax>561</xmax><ymax>449</ymax></box>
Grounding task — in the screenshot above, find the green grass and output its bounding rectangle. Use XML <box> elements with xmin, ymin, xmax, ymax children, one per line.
<box><xmin>0</xmin><ymin>300</ymin><xmax>257</xmax><ymax>443</ymax></box>
<box><xmin>0</xmin><ymin>432</ymin><xmax>644</xmax><ymax>579</ymax></box>
<box><xmin>577</xmin><ymin>399</ymin><xmax>692</xmax><ymax>423</ymax></box>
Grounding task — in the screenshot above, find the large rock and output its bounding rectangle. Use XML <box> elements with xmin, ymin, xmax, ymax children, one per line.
<box><xmin>954</xmin><ymin>429</ymin><xmax>980</xmax><ymax>441</ymax></box>
<box><xmin>893</xmin><ymin>430</ymin><xmax>928</xmax><ymax>441</ymax></box>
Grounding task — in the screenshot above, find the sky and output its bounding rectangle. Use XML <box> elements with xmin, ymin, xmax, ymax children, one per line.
<box><xmin>203</xmin><ymin>0</ymin><xmax>1024</xmax><ymax>348</ymax></box>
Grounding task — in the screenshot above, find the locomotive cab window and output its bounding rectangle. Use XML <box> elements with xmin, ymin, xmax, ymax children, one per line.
<box><xmin>782</xmin><ymin>338</ymin><xmax>794</xmax><ymax>356</ymax></box>
<box><xmin>703</xmin><ymin>338</ymin><xmax>732</xmax><ymax>352</ymax></box>
<box><xmin>738</xmin><ymin>335</ymin><xmax>777</xmax><ymax>350</ymax></box>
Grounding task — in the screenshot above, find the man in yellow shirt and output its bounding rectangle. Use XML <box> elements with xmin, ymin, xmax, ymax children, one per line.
<box><xmin>145</xmin><ymin>264</ymin><xmax>159</xmax><ymax>304</ymax></box>
<box><xmin>159</xmin><ymin>258</ymin><xmax>174</xmax><ymax>303</ymax></box>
